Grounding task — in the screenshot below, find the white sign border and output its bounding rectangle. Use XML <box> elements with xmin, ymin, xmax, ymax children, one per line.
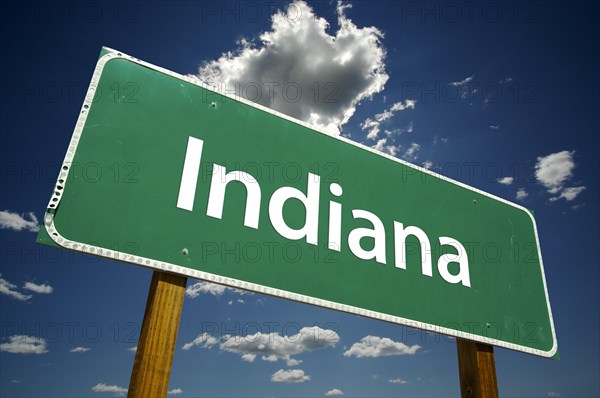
<box><xmin>42</xmin><ymin>47</ymin><xmax>557</xmax><ymax>358</ymax></box>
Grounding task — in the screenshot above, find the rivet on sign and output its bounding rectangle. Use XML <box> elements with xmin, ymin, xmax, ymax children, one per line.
<box><xmin>486</xmin><ymin>323</ymin><xmax>491</xmax><ymax>328</ymax></box>
<box><xmin>473</xmin><ymin>199</ymin><xmax>478</xmax><ymax>205</ymax></box>
<box><xmin>210</xmin><ymin>101</ymin><xmax>217</xmax><ymax>109</ymax></box>
<box><xmin>182</xmin><ymin>248</ymin><xmax>189</xmax><ymax>256</ymax></box>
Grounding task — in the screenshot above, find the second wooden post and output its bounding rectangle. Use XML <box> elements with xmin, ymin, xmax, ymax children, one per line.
<box><xmin>456</xmin><ymin>338</ymin><xmax>499</xmax><ymax>398</ymax></box>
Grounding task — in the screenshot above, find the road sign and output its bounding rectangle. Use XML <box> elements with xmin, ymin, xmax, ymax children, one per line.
<box><xmin>38</xmin><ymin>47</ymin><xmax>557</xmax><ymax>357</ymax></box>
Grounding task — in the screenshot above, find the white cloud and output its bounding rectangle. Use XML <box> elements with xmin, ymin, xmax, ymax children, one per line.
<box><xmin>362</xmin><ymin>100</ymin><xmax>415</xmax><ymax>140</ymax></box>
<box><xmin>168</xmin><ymin>388</ymin><xmax>183</xmax><ymax>395</ymax></box>
<box><xmin>0</xmin><ymin>275</ymin><xmax>32</xmax><ymax>301</ymax></box>
<box><xmin>450</xmin><ymin>75</ymin><xmax>480</xmax><ymax>104</ymax></box>
<box><xmin>497</xmin><ymin>176</ymin><xmax>514</xmax><ymax>185</ymax></box>
<box><xmin>450</xmin><ymin>74</ymin><xmax>474</xmax><ymax>86</ymax></box>
<box><xmin>286</xmin><ymin>357</ymin><xmax>302</xmax><ymax>366</ymax></box>
<box><xmin>241</xmin><ymin>353</ymin><xmax>256</xmax><ymax>362</ymax></box>
<box><xmin>185</xmin><ymin>281</ymin><xmax>251</xmax><ymax>298</ymax></box>
<box><xmin>325</xmin><ymin>388</ymin><xmax>345</xmax><ymax>396</ymax></box>
<box><xmin>535</xmin><ymin>150</ymin><xmax>575</xmax><ymax>193</ymax></box>
<box><xmin>23</xmin><ymin>282</ymin><xmax>53</xmax><ymax>294</ymax></box>
<box><xmin>499</xmin><ymin>77</ymin><xmax>513</xmax><ymax>84</ymax></box>
<box><xmin>389</xmin><ymin>378</ymin><xmax>408</xmax><ymax>384</ymax></box>
<box><xmin>404</xmin><ymin>142</ymin><xmax>420</xmax><ymax>159</ymax></box>
<box><xmin>183</xmin><ymin>326</ymin><xmax>338</xmax><ymax>365</ymax></box>
<box><xmin>489</xmin><ymin>125</ymin><xmax>500</xmax><ymax>130</ymax></box>
<box><xmin>181</xmin><ymin>332</ymin><xmax>219</xmax><ymax>351</ymax></box>
<box><xmin>372</xmin><ymin>138</ymin><xmax>385</xmax><ymax>151</ymax></box>
<box><xmin>271</xmin><ymin>369</ymin><xmax>310</xmax><ymax>383</ymax></box>
<box><xmin>220</xmin><ymin>326</ymin><xmax>338</xmax><ymax>364</ymax></box>
<box><xmin>547</xmin><ymin>392</ymin><xmax>560</xmax><ymax>397</ymax></box>
<box><xmin>186</xmin><ymin>281</ymin><xmax>227</xmax><ymax>297</ymax></box>
<box><xmin>343</xmin><ymin>335</ymin><xmax>420</xmax><ymax>358</ymax></box>
<box><xmin>128</xmin><ymin>346</ymin><xmax>137</xmax><ymax>353</ymax></box>
<box><xmin>91</xmin><ymin>383</ymin><xmax>127</xmax><ymax>395</ymax></box>
<box><xmin>198</xmin><ymin>0</ymin><xmax>388</xmax><ymax>134</ymax></box>
<box><xmin>422</xmin><ymin>160</ymin><xmax>433</xmax><ymax>170</ymax></box>
<box><xmin>0</xmin><ymin>335</ymin><xmax>48</xmax><ymax>354</ymax></box>
<box><xmin>361</xmin><ymin>118</ymin><xmax>380</xmax><ymax>140</ymax></box>
<box><xmin>516</xmin><ymin>188</ymin><xmax>528</xmax><ymax>201</ymax></box>
<box><xmin>550</xmin><ymin>186</ymin><xmax>586</xmax><ymax>202</ymax></box>
<box><xmin>0</xmin><ymin>210</ymin><xmax>39</xmax><ymax>232</ymax></box>
<box><xmin>371</xmin><ymin>138</ymin><xmax>399</xmax><ymax>157</ymax></box>
<box><xmin>376</xmin><ymin>100</ymin><xmax>415</xmax><ymax>122</ymax></box>
<box><xmin>70</xmin><ymin>346</ymin><xmax>90</xmax><ymax>353</ymax></box>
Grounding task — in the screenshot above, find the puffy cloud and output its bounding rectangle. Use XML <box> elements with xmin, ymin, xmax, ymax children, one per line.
<box><xmin>371</xmin><ymin>138</ymin><xmax>399</xmax><ymax>157</ymax></box>
<box><xmin>182</xmin><ymin>326</ymin><xmax>338</xmax><ymax>365</ymax></box>
<box><xmin>0</xmin><ymin>335</ymin><xmax>48</xmax><ymax>354</ymax></box>
<box><xmin>0</xmin><ymin>210</ymin><xmax>39</xmax><ymax>232</ymax></box>
<box><xmin>535</xmin><ymin>151</ymin><xmax>586</xmax><ymax>202</ymax></box>
<box><xmin>70</xmin><ymin>347</ymin><xmax>90</xmax><ymax>353</ymax></box>
<box><xmin>0</xmin><ymin>275</ymin><xmax>32</xmax><ymax>301</ymax></box>
<box><xmin>23</xmin><ymin>282</ymin><xmax>53</xmax><ymax>294</ymax></box>
<box><xmin>185</xmin><ymin>281</ymin><xmax>251</xmax><ymax>298</ymax></box>
<box><xmin>497</xmin><ymin>177</ymin><xmax>514</xmax><ymax>185</ymax></box>
<box><xmin>422</xmin><ymin>160</ymin><xmax>433</xmax><ymax>170</ymax></box>
<box><xmin>550</xmin><ymin>186</ymin><xmax>586</xmax><ymax>202</ymax></box>
<box><xmin>241</xmin><ymin>353</ymin><xmax>256</xmax><ymax>362</ymax></box>
<box><xmin>343</xmin><ymin>335</ymin><xmax>420</xmax><ymax>358</ymax></box>
<box><xmin>168</xmin><ymin>388</ymin><xmax>183</xmax><ymax>395</ymax></box>
<box><xmin>489</xmin><ymin>125</ymin><xmax>500</xmax><ymax>130</ymax></box>
<box><xmin>389</xmin><ymin>378</ymin><xmax>408</xmax><ymax>384</ymax></box>
<box><xmin>325</xmin><ymin>388</ymin><xmax>345</xmax><ymax>396</ymax></box>
<box><xmin>197</xmin><ymin>0</ymin><xmax>388</xmax><ymax>134</ymax></box>
<box><xmin>404</xmin><ymin>142</ymin><xmax>420</xmax><ymax>160</ymax></box>
<box><xmin>181</xmin><ymin>332</ymin><xmax>219</xmax><ymax>351</ymax></box>
<box><xmin>271</xmin><ymin>369</ymin><xmax>310</xmax><ymax>383</ymax></box>
<box><xmin>535</xmin><ymin>151</ymin><xmax>575</xmax><ymax>193</ymax></box>
<box><xmin>185</xmin><ymin>282</ymin><xmax>227</xmax><ymax>298</ymax></box>
<box><xmin>128</xmin><ymin>346</ymin><xmax>137</xmax><ymax>353</ymax></box>
<box><xmin>91</xmin><ymin>383</ymin><xmax>127</xmax><ymax>395</ymax></box>
<box><xmin>361</xmin><ymin>118</ymin><xmax>381</xmax><ymax>140</ymax></box>
<box><xmin>516</xmin><ymin>188</ymin><xmax>529</xmax><ymax>201</ymax></box>
<box><xmin>220</xmin><ymin>326</ymin><xmax>338</xmax><ymax>364</ymax></box>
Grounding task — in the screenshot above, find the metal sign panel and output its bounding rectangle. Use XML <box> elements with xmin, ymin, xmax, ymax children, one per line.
<box><xmin>38</xmin><ymin>47</ymin><xmax>557</xmax><ymax>357</ymax></box>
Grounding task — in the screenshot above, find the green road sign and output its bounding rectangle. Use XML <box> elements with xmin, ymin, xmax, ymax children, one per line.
<box><xmin>38</xmin><ymin>47</ymin><xmax>557</xmax><ymax>357</ymax></box>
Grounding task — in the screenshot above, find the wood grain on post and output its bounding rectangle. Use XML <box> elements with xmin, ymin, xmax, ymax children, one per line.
<box><xmin>456</xmin><ymin>338</ymin><xmax>499</xmax><ymax>398</ymax></box>
<box><xmin>128</xmin><ymin>271</ymin><xmax>187</xmax><ymax>398</ymax></box>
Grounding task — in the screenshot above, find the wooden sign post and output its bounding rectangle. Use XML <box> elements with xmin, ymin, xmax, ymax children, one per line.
<box><xmin>457</xmin><ymin>338</ymin><xmax>499</xmax><ymax>398</ymax></box>
<box><xmin>128</xmin><ymin>271</ymin><xmax>187</xmax><ymax>398</ymax></box>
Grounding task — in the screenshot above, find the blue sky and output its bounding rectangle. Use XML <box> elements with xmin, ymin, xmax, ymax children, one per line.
<box><xmin>1</xmin><ymin>1</ymin><xmax>599</xmax><ymax>397</ymax></box>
